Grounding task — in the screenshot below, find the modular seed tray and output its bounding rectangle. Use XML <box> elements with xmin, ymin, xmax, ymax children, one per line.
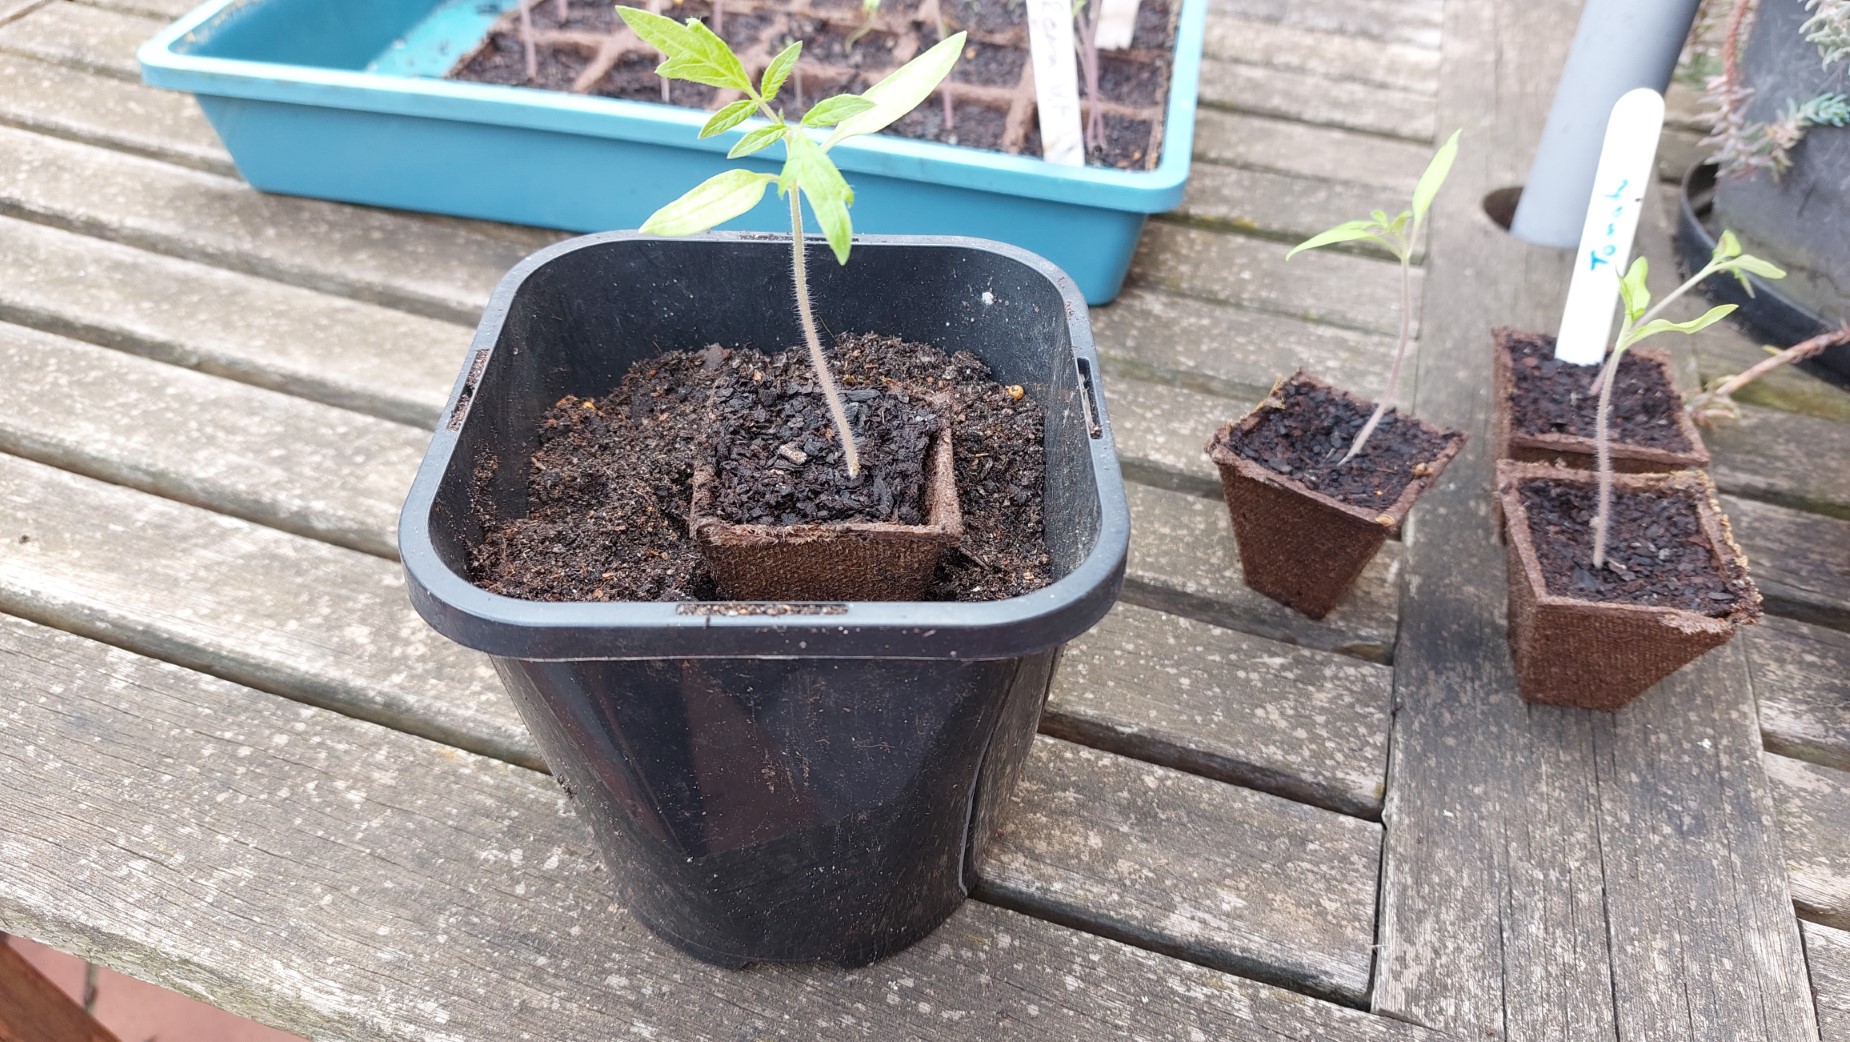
<box><xmin>138</xmin><ymin>0</ymin><xmax>1206</xmax><ymax>303</ymax></box>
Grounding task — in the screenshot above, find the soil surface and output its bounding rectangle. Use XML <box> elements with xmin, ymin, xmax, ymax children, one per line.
<box><xmin>1212</xmin><ymin>377</ymin><xmax>1463</xmax><ymax>510</ymax></box>
<box><xmin>1516</xmin><ymin>478</ymin><xmax>1746</xmax><ymax>615</ymax></box>
<box><xmin>445</xmin><ymin>0</ymin><xmax>1177</xmax><ymax>170</ymax></box>
<box><xmin>706</xmin><ymin>354</ymin><xmax>944</xmax><ymax>526</ymax></box>
<box><xmin>1502</xmin><ymin>330</ymin><xmax>1694</xmax><ymax>451</ymax></box>
<box><xmin>470</xmin><ymin>332</ymin><xmax>1050</xmax><ymax>602</ymax></box>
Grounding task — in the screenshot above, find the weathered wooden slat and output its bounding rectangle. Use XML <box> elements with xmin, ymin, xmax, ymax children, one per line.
<box><xmin>0</xmin><ymin>0</ymin><xmax>53</xmax><ymax>28</ymax></box>
<box><xmin>1173</xmin><ymin>163</ymin><xmax>1422</xmax><ymax>263</ymax></box>
<box><xmin>1813</xmin><ymin>922</ymin><xmax>1850</xmax><ymax>1042</ymax></box>
<box><xmin>1199</xmin><ymin>58</ymin><xmax>1437</xmax><ymax>141</ymax></box>
<box><xmin>75</xmin><ymin>0</ymin><xmax>194</xmax><ymax>20</ymax></box>
<box><xmin>1374</xmin><ymin>0</ymin><xmax>1819</xmax><ymax>1038</ymax></box>
<box><xmin>1766</xmin><ymin>754</ymin><xmax>1850</xmax><ymax>931</ymax></box>
<box><xmin>1707</xmin><ymin>405</ymin><xmax>1850</xmax><ymax>519</ymax></box>
<box><xmin>1128</xmin><ymin>222</ymin><xmax>1417</xmax><ymax>337</ymax></box>
<box><xmin>1202</xmin><ymin>16</ymin><xmax>1439</xmax><ymax>94</ymax></box>
<box><xmin>0</xmin><ymin>452</ymin><xmax>535</xmax><ymax>768</ymax></box>
<box><xmin>981</xmin><ymin>736</ymin><xmax>1381</xmax><ymax>1003</ymax></box>
<box><xmin>0</xmin><ymin>216</ymin><xmax>463</xmax><ymax>428</ymax></box>
<box><xmin>0</xmin><ymin>321</ymin><xmax>420</xmax><ymax>558</ymax></box>
<box><xmin>1091</xmin><ymin>287</ymin><xmax>1398</xmax><ymax>404</ymax></box>
<box><xmin>1191</xmin><ymin>110</ymin><xmax>1432</xmax><ymax>192</ymax></box>
<box><xmin>1749</xmin><ymin>616</ymin><xmax>1850</xmax><ymax>771</ymax></box>
<box><xmin>0</xmin><ymin>457</ymin><xmax>1389</xmax><ymax>990</ymax></box>
<box><xmin>1722</xmin><ymin>494</ymin><xmax>1850</xmax><ymax>630</ymax></box>
<box><xmin>0</xmin><ymin>125</ymin><xmax>529</xmax><ymax>324</ymax></box>
<box><xmin>0</xmin><ymin>50</ymin><xmax>228</xmax><ymax>174</ymax></box>
<box><xmin>0</xmin><ymin>613</ymin><xmax>1452</xmax><ymax>1042</ymax></box>
<box><xmin>1047</xmin><ymin>603</ymin><xmax>1392</xmax><ymax>816</ymax></box>
<box><xmin>1123</xmin><ymin>482</ymin><xmax>1401</xmax><ymax>661</ymax></box>
<box><xmin>1210</xmin><ymin>0</ymin><xmax>1443</xmax><ymax>49</ymax></box>
<box><xmin>0</xmin><ymin>0</ymin><xmax>150</xmax><ymax>80</ymax></box>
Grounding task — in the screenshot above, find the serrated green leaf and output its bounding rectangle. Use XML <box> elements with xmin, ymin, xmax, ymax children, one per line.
<box><xmin>825</xmin><ymin>31</ymin><xmax>966</xmax><ymax>146</ymax></box>
<box><xmin>761</xmin><ymin>40</ymin><xmax>801</xmax><ymax>102</ymax></box>
<box><xmin>1285</xmin><ymin>219</ymin><xmax>1384</xmax><ymax>259</ymax></box>
<box><xmin>782</xmin><ymin>132</ymin><xmax>854</xmax><ymax>263</ymax></box>
<box><xmin>617</xmin><ymin>6</ymin><xmax>699</xmax><ymax>59</ymax></box>
<box><xmin>1628</xmin><ymin>304</ymin><xmax>1737</xmax><ymax>343</ymax></box>
<box><xmin>633</xmin><ymin>15</ymin><xmax>752</xmax><ymax>92</ymax></box>
<box><xmin>701</xmin><ymin>99</ymin><xmax>757</xmax><ymax>138</ymax></box>
<box><xmin>640</xmin><ymin>168</ymin><xmax>775</xmax><ymax>236</ymax></box>
<box><xmin>1618</xmin><ymin>257</ymin><xmax>1651</xmax><ymax>321</ymax></box>
<box><xmin>802</xmin><ymin>94</ymin><xmax>877</xmax><ymax>127</ymax></box>
<box><xmin>727</xmin><ymin>123</ymin><xmax>785</xmax><ymax>158</ymax></box>
<box><xmin>1410</xmin><ymin>129</ymin><xmax>1461</xmax><ymax>225</ymax></box>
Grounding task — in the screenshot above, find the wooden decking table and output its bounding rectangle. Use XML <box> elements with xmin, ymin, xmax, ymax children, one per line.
<box><xmin>0</xmin><ymin>0</ymin><xmax>1845</xmax><ymax>1038</ymax></box>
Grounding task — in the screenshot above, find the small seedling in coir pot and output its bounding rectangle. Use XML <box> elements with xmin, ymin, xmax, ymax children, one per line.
<box><xmin>1493</xmin><ymin>235</ymin><xmax>1779</xmax><ymax>711</ymax></box>
<box><xmin>1201</xmin><ymin>131</ymin><xmax>1469</xmax><ymax>620</ymax></box>
<box><xmin>617</xmin><ymin>8</ymin><xmax>973</xmax><ymax>600</ymax></box>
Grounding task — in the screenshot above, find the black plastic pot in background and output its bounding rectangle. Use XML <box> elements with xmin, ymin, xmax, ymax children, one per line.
<box><xmin>399</xmin><ymin>232</ymin><xmax>1129</xmax><ymax>968</ymax></box>
<box><xmin>1677</xmin><ymin>162</ymin><xmax>1850</xmax><ymax>382</ymax></box>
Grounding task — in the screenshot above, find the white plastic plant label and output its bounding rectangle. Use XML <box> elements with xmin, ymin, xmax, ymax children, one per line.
<box><xmin>1554</xmin><ymin>87</ymin><xmax>1665</xmax><ymax>365</ymax></box>
<box><xmin>1025</xmin><ymin>0</ymin><xmax>1085</xmax><ymax>165</ymax></box>
<box><xmin>1093</xmin><ymin>0</ymin><xmax>1141</xmax><ymax>50</ymax></box>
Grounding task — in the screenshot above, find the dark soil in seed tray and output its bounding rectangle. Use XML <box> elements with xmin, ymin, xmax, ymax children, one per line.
<box><xmin>470</xmin><ymin>332</ymin><xmax>1052</xmax><ymax>603</ymax></box>
<box><xmin>1211</xmin><ymin>378</ymin><xmax>1462</xmax><ymax>509</ymax></box>
<box><xmin>1502</xmin><ymin>330</ymin><xmax>1694</xmax><ymax>452</ymax></box>
<box><xmin>1516</xmin><ymin>479</ymin><xmax>1746</xmax><ymax>616</ymax></box>
<box><xmin>446</xmin><ymin>0</ymin><xmax>1181</xmax><ymax>170</ymax></box>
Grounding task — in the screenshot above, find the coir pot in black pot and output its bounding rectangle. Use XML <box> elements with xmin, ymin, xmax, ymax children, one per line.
<box><xmin>399</xmin><ymin>231</ymin><xmax>1129</xmax><ymax>968</ymax></box>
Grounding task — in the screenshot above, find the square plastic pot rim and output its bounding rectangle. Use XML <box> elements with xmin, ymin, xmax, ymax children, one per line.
<box><xmin>398</xmin><ymin>229</ymin><xmax>1131</xmax><ymax>663</ymax></box>
<box><xmin>136</xmin><ymin>0</ymin><xmax>1206</xmax><ymax>214</ymax></box>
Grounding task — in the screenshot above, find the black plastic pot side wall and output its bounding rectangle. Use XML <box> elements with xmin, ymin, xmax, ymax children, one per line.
<box><xmin>399</xmin><ymin>232</ymin><xmax>1129</xmax><ymax>967</ymax></box>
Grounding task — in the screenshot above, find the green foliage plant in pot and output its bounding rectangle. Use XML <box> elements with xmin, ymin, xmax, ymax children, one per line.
<box><xmin>1496</xmin><ymin>258</ymin><xmax>1764</xmax><ymax>711</ymax></box>
<box><xmin>1490</xmin><ymin>231</ymin><xmax>1784</xmax><ymax>475</ymax></box>
<box><xmin>1203</xmin><ymin>131</ymin><xmax>1469</xmax><ymax>620</ymax></box>
<box><xmin>397</xmin><ymin>11</ymin><xmax>1130</xmax><ymax>969</ymax></box>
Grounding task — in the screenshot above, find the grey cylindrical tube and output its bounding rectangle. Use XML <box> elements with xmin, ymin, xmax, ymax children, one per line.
<box><xmin>1509</xmin><ymin>0</ymin><xmax>1703</xmax><ymax>247</ymax></box>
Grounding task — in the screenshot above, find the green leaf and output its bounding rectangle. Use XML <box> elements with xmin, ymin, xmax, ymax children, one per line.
<box><xmin>727</xmin><ymin>123</ymin><xmax>785</xmax><ymax>158</ymax></box>
<box><xmin>825</xmin><ymin>31</ymin><xmax>966</xmax><ymax>146</ymax></box>
<box><xmin>782</xmin><ymin>132</ymin><xmax>854</xmax><ymax>263</ymax></box>
<box><xmin>1713</xmin><ymin>228</ymin><xmax>1743</xmax><ymax>261</ymax></box>
<box><xmin>619</xmin><ymin>9</ymin><xmax>754</xmax><ymax>93</ymax></box>
<box><xmin>1409</xmin><ymin>129</ymin><xmax>1461</xmax><ymax>225</ymax></box>
<box><xmin>700</xmin><ymin>99</ymin><xmax>757</xmax><ymax>138</ymax></box>
<box><xmin>1627</xmin><ymin>304</ymin><xmax>1737</xmax><ymax>344</ymax></box>
<box><xmin>1618</xmin><ymin>257</ymin><xmax>1651</xmax><ymax>322</ymax></box>
<box><xmin>617</xmin><ymin>7</ymin><xmax>700</xmax><ymax>59</ymax></box>
<box><xmin>1728</xmin><ymin>254</ymin><xmax>1786</xmax><ymax>279</ymax></box>
<box><xmin>761</xmin><ymin>40</ymin><xmax>801</xmax><ymax>102</ymax></box>
<box><xmin>640</xmin><ymin>169</ymin><xmax>775</xmax><ymax>236</ymax></box>
<box><xmin>801</xmin><ymin>94</ymin><xmax>877</xmax><ymax>127</ymax></box>
<box><xmin>1285</xmin><ymin>219</ymin><xmax>1385</xmax><ymax>260</ymax></box>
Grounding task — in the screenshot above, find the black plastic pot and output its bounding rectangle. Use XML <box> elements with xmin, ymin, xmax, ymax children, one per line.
<box><xmin>1677</xmin><ymin>162</ymin><xmax>1850</xmax><ymax>381</ymax></box>
<box><xmin>399</xmin><ymin>231</ymin><xmax>1129</xmax><ymax>968</ymax></box>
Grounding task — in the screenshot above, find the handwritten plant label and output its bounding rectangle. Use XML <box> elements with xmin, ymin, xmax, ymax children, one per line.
<box><xmin>1093</xmin><ymin>0</ymin><xmax>1142</xmax><ymax>50</ymax></box>
<box><xmin>1555</xmin><ymin>87</ymin><xmax>1665</xmax><ymax>365</ymax></box>
<box><xmin>1025</xmin><ymin>0</ymin><xmax>1085</xmax><ymax>165</ymax></box>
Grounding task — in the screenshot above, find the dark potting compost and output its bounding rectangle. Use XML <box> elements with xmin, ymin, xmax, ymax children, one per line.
<box><xmin>1515</xmin><ymin>478</ymin><xmax>1746</xmax><ymax>615</ymax></box>
<box><xmin>470</xmin><ymin>332</ymin><xmax>1050</xmax><ymax>602</ymax></box>
<box><xmin>1500</xmin><ymin>329</ymin><xmax>1695</xmax><ymax>452</ymax></box>
<box><xmin>1209</xmin><ymin>376</ymin><xmax>1462</xmax><ymax>509</ymax></box>
<box><xmin>448</xmin><ymin>0</ymin><xmax>1181</xmax><ymax>169</ymax></box>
